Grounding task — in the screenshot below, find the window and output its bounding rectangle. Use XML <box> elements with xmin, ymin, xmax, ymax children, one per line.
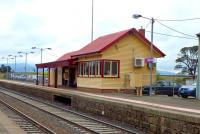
<box><xmin>104</xmin><ymin>61</ymin><xmax>111</xmax><ymax>75</ymax></box>
<box><xmin>78</xmin><ymin>63</ymin><xmax>83</xmax><ymax>76</ymax></box>
<box><xmin>112</xmin><ymin>61</ymin><xmax>118</xmax><ymax>76</ymax></box>
<box><xmin>104</xmin><ymin>60</ymin><xmax>119</xmax><ymax>77</ymax></box>
<box><xmin>83</xmin><ymin>62</ymin><xmax>89</xmax><ymax>76</ymax></box>
<box><xmin>95</xmin><ymin>61</ymin><xmax>100</xmax><ymax>76</ymax></box>
<box><xmin>78</xmin><ymin>60</ymin><xmax>119</xmax><ymax>78</ymax></box>
<box><xmin>78</xmin><ymin>61</ymin><xmax>101</xmax><ymax>77</ymax></box>
<box><xmin>89</xmin><ymin>61</ymin><xmax>95</xmax><ymax>76</ymax></box>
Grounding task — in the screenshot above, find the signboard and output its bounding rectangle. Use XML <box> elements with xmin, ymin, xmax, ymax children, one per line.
<box><xmin>145</xmin><ymin>58</ymin><xmax>155</xmax><ymax>63</ymax></box>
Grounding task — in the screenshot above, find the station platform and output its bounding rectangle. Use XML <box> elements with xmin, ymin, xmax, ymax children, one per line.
<box><xmin>0</xmin><ymin>111</ymin><xmax>26</xmax><ymax>134</ymax></box>
<box><xmin>1</xmin><ymin>80</ymin><xmax>200</xmax><ymax>134</ymax></box>
<box><xmin>2</xmin><ymin>80</ymin><xmax>200</xmax><ymax>115</ymax></box>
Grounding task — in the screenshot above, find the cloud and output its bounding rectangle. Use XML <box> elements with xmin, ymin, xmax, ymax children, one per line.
<box><xmin>0</xmin><ymin>0</ymin><xmax>200</xmax><ymax>71</ymax></box>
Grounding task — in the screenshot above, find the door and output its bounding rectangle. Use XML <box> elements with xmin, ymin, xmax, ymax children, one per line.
<box><xmin>69</xmin><ymin>67</ymin><xmax>76</xmax><ymax>87</ymax></box>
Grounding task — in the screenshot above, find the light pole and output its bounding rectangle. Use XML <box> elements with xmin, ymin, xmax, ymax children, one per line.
<box><xmin>196</xmin><ymin>33</ymin><xmax>200</xmax><ymax>99</ymax></box>
<box><xmin>18</xmin><ymin>51</ymin><xmax>34</xmax><ymax>73</ymax></box>
<box><xmin>8</xmin><ymin>54</ymin><xmax>23</xmax><ymax>72</ymax></box>
<box><xmin>2</xmin><ymin>57</ymin><xmax>14</xmax><ymax>79</ymax></box>
<box><xmin>133</xmin><ymin>14</ymin><xmax>154</xmax><ymax>96</ymax></box>
<box><xmin>32</xmin><ymin>47</ymin><xmax>52</xmax><ymax>63</ymax></box>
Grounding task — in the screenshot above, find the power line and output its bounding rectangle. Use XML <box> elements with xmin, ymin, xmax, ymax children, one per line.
<box><xmin>144</xmin><ymin>20</ymin><xmax>151</xmax><ymax>29</ymax></box>
<box><xmin>155</xmin><ymin>20</ymin><xmax>197</xmax><ymax>38</ymax></box>
<box><xmin>156</xmin><ymin>17</ymin><xmax>200</xmax><ymax>22</ymax></box>
<box><xmin>46</xmin><ymin>52</ymin><xmax>59</xmax><ymax>58</ymax></box>
<box><xmin>145</xmin><ymin>31</ymin><xmax>198</xmax><ymax>40</ymax></box>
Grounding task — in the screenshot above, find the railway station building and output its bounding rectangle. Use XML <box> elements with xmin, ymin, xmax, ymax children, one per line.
<box><xmin>36</xmin><ymin>28</ymin><xmax>165</xmax><ymax>93</ymax></box>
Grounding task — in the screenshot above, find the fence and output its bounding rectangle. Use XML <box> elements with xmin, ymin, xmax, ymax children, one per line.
<box><xmin>141</xmin><ymin>74</ymin><xmax>196</xmax><ymax>87</ymax></box>
<box><xmin>0</xmin><ymin>72</ymin><xmax>48</xmax><ymax>85</ymax></box>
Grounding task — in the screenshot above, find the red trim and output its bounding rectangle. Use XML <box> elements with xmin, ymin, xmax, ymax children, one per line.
<box><xmin>77</xmin><ymin>59</ymin><xmax>120</xmax><ymax>78</ymax></box>
<box><xmin>133</xmin><ymin>29</ymin><xmax>166</xmax><ymax>57</ymax></box>
<box><xmin>72</xmin><ymin>28</ymin><xmax>165</xmax><ymax>58</ymax></box>
<box><xmin>118</xmin><ymin>60</ymin><xmax>120</xmax><ymax>78</ymax></box>
<box><xmin>48</xmin><ymin>68</ymin><xmax>50</xmax><ymax>87</ymax></box>
<box><xmin>42</xmin><ymin>68</ymin><xmax>44</xmax><ymax>86</ymax></box>
<box><xmin>81</xmin><ymin>62</ymin><xmax>83</xmax><ymax>76</ymax></box>
<box><xmin>36</xmin><ymin>28</ymin><xmax>165</xmax><ymax>70</ymax></box>
<box><xmin>101</xmin><ymin>60</ymin><xmax>104</xmax><ymax>78</ymax></box>
<box><xmin>88</xmin><ymin>62</ymin><xmax>90</xmax><ymax>77</ymax></box>
<box><xmin>54</xmin><ymin>68</ymin><xmax>57</xmax><ymax>88</ymax></box>
<box><xmin>36</xmin><ymin>60</ymin><xmax>70</xmax><ymax>68</ymax></box>
<box><xmin>103</xmin><ymin>60</ymin><xmax>119</xmax><ymax>78</ymax></box>
<box><xmin>36</xmin><ymin>68</ymin><xmax>38</xmax><ymax>85</ymax></box>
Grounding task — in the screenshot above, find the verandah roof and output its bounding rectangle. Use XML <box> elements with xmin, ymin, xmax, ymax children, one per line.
<box><xmin>36</xmin><ymin>51</ymin><xmax>79</xmax><ymax>68</ymax></box>
<box><xmin>36</xmin><ymin>60</ymin><xmax>69</xmax><ymax>68</ymax></box>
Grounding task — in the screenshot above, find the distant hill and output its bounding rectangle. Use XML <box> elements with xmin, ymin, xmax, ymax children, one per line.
<box><xmin>158</xmin><ymin>70</ymin><xmax>176</xmax><ymax>75</ymax></box>
<box><xmin>0</xmin><ymin>63</ymin><xmax>36</xmax><ymax>72</ymax></box>
<box><xmin>1</xmin><ymin>63</ymin><xmax>178</xmax><ymax>75</ymax></box>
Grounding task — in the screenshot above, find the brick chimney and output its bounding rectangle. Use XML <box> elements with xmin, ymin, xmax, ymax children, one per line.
<box><xmin>138</xmin><ymin>26</ymin><xmax>145</xmax><ymax>37</ymax></box>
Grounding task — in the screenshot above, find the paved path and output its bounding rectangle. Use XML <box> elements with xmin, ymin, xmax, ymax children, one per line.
<box><xmin>0</xmin><ymin>111</ymin><xmax>26</xmax><ymax>134</ymax></box>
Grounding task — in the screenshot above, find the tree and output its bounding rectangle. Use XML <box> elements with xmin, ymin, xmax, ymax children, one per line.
<box><xmin>0</xmin><ymin>64</ymin><xmax>12</xmax><ymax>73</ymax></box>
<box><xmin>175</xmin><ymin>46</ymin><xmax>198</xmax><ymax>76</ymax></box>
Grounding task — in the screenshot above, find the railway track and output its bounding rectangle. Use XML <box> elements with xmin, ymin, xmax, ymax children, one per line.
<box><xmin>0</xmin><ymin>99</ymin><xmax>56</xmax><ymax>134</ymax></box>
<box><xmin>0</xmin><ymin>87</ymin><xmax>140</xmax><ymax>134</ymax></box>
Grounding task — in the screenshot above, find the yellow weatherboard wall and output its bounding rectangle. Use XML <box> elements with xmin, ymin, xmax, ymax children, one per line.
<box><xmin>77</xmin><ymin>33</ymin><xmax>162</xmax><ymax>90</ymax></box>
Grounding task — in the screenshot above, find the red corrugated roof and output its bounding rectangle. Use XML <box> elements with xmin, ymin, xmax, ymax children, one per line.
<box><xmin>72</xmin><ymin>29</ymin><xmax>132</xmax><ymax>57</ymax></box>
<box><xmin>56</xmin><ymin>51</ymin><xmax>79</xmax><ymax>61</ymax></box>
<box><xmin>72</xmin><ymin>28</ymin><xmax>165</xmax><ymax>57</ymax></box>
<box><xmin>36</xmin><ymin>28</ymin><xmax>165</xmax><ymax>68</ymax></box>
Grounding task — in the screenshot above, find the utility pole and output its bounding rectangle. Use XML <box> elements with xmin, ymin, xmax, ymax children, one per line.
<box><xmin>91</xmin><ymin>0</ymin><xmax>94</xmax><ymax>42</ymax></box>
<box><xmin>18</xmin><ymin>51</ymin><xmax>34</xmax><ymax>74</ymax></box>
<box><xmin>32</xmin><ymin>47</ymin><xmax>51</xmax><ymax>63</ymax></box>
<box><xmin>8</xmin><ymin>54</ymin><xmax>23</xmax><ymax>72</ymax></box>
<box><xmin>132</xmin><ymin>14</ymin><xmax>154</xmax><ymax>96</ymax></box>
<box><xmin>149</xmin><ymin>17</ymin><xmax>154</xmax><ymax>96</ymax></box>
<box><xmin>196</xmin><ymin>33</ymin><xmax>200</xmax><ymax>99</ymax></box>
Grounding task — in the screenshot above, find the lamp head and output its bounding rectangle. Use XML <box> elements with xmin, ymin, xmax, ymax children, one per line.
<box><xmin>132</xmin><ymin>14</ymin><xmax>142</xmax><ymax>19</ymax></box>
<box><xmin>47</xmin><ymin>48</ymin><xmax>52</xmax><ymax>50</ymax></box>
<box><xmin>196</xmin><ymin>33</ymin><xmax>200</xmax><ymax>37</ymax></box>
<box><xmin>32</xmin><ymin>47</ymin><xmax>37</xmax><ymax>49</ymax></box>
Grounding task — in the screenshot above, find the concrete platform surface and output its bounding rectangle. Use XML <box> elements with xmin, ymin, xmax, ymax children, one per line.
<box><xmin>2</xmin><ymin>80</ymin><xmax>200</xmax><ymax>115</ymax></box>
<box><xmin>41</xmin><ymin>85</ymin><xmax>200</xmax><ymax>115</ymax></box>
<box><xmin>0</xmin><ymin>111</ymin><xmax>26</xmax><ymax>134</ymax></box>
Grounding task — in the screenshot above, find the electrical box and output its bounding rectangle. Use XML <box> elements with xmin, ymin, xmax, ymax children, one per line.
<box><xmin>134</xmin><ymin>58</ymin><xmax>144</xmax><ymax>67</ymax></box>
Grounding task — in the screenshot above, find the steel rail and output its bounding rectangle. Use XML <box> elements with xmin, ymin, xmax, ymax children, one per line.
<box><xmin>0</xmin><ymin>99</ymin><xmax>56</xmax><ymax>134</ymax></box>
<box><xmin>0</xmin><ymin>87</ymin><xmax>140</xmax><ymax>134</ymax></box>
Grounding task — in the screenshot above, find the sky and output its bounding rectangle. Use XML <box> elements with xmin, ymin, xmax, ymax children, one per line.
<box><xmin>0</xmin><ymin>0</ymin><xmax>200</xmax><ymax>72</ymax></box>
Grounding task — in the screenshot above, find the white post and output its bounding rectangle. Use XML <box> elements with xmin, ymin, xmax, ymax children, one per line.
<box><xmin>14</xmin><ymin>56</ymin><xmax>17</xmax><ymax>72</ymax></box>
<box><xmin>25</xmin><ymin>53</ymin><xmax>27</xmax><ymax>73</ymax></box>
<box><xmin>149</xmin><ymin>18</ymin><xmax>154</xmax><ymax>96</ymax></box>
<box><xmin>196</xmin><ymin>33</ymin><xmax>200</xmax><ymax>99</ymax></box>
<box><xmin>6</xmin><ymin>58</ymin><xmax>8</xmax><ymax>79</ymax></box>
<box><xmin>91</xmin><ymin>0</ymin><xmax>94</xmax><ymax>42</ymax></box>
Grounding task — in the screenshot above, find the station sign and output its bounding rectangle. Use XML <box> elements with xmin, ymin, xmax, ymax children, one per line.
<box><xmin>145</xmin><ymin>58</ymin><xmax>155</xmax><ymax>63</ymax></box>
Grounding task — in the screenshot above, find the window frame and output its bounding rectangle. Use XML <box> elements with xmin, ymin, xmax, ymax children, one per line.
<box><xmin>103</xmin><ymin>60</ymin><xmax>119</xmax><ymax>78</ymax></box>
<box><xmin>78</xmin><ymin>59</ymin><xmax>119</xmax><ymax>78</ymax></box>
